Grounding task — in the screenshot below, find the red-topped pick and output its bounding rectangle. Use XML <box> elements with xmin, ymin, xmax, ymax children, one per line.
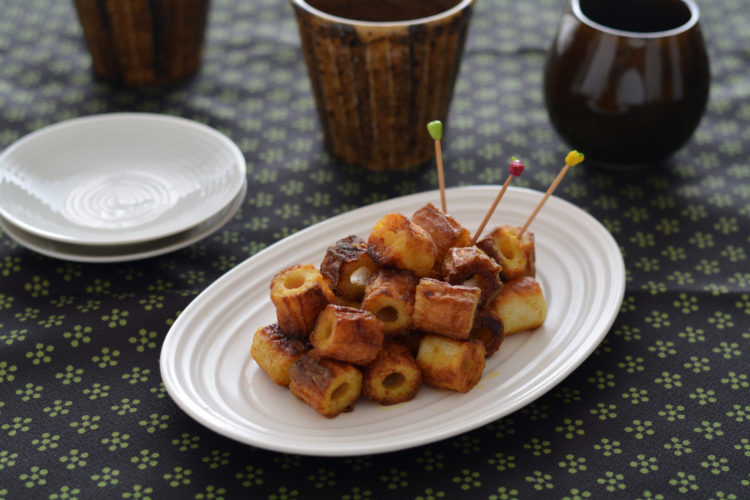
<box><xmin>471</xmin><ymin>156</ymin><xmax>525</xmax><ymax>245</ymax></box>
<box><xmin>509</xmin><ymin>157</ymin><xmax>525</xmax><ymax>177</ymax></box>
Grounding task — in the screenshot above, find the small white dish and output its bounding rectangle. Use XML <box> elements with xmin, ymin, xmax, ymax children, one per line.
<box><xmin>0</xmin><ymin>113</ymin><xmax>246</xmax><ymax>245</ymax></box>
<box><xmin>0</xmin><ymin>180</ymin><xmax>246</xmax><ymax>263</ymax></box>
<box><xmin>160</xmin><ymin>186</ymin><xmax>626</xmax><ymax>456</ymax></box>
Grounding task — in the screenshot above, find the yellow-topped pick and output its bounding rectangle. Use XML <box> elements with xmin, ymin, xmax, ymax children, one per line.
<box><xmin>566</xmin><ymin>150</ymin><xmax>584</xmax><ymax>166</ymax></box>
<box><xmin>519</xmin><ymin>150</ymin><xmax>583</xmax><ymax>237</ymax></box>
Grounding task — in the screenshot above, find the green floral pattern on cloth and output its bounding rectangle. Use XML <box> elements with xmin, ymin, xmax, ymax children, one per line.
<box><xmin>1</xmin><ymin>0</ymin><xmax>749</xmax><ymax>498</ymax></box>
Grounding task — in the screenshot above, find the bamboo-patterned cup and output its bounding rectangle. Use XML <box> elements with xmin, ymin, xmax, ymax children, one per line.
<box><xmin>73</xmin><ymin>0</ymin><xmax>210</xmax><ymax>87</ymax></box>
<box><xmin>290</xmin><ymin>0</ymin><xmax>474</xmax><ymax>171</ymax></box>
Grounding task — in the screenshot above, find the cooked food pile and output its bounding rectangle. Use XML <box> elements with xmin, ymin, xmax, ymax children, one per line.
<box><xmin>251</xmin><ymin>202</ymin><xmax>548</xmax><ymax>418</ymax></box>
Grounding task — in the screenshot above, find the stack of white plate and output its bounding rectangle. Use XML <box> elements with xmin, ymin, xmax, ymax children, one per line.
<box><xmin>0</xmin><ymin>113</ymin><xmax>247</xmax><ymax>263</ymax></box>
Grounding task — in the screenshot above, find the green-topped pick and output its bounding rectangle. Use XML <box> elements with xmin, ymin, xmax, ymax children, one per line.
<box><xmin>427</xmin><ymin>120</ymin><xmax>443</xmax><ymax>141</ymax></box>
<box><xmin>427</xmin><ymin>120</ymin><xmax>447</xmax><ymax>212</ymax></box>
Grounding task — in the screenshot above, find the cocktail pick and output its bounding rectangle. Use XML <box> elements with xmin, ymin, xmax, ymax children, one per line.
<box><xmin>518</xmin><ymin>150</ymin><xmax>584</xmax><ymax>238</ymax></box>
<box><xmin>471</xmin><ymin>156</ymin><xmax>525</xmax><ymax>245</ymax></box>
<box><xmin>427</xmin><ymin>120</ymin><xmax>447</xmax><ymax>213</ymax></box>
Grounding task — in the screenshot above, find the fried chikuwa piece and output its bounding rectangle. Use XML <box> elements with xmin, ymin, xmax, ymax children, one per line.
<box><xmin>320</xmin><ymin>235</ymin><xmax>379</xmax><ymax>301</ymax></box>
<box><xmin>490</xmin><ymin>276</ymin><xmax>547</xmax><ymax>335</ymax></box>
<box><xmin>251</xmin><ymin>323</ymin><xmax>311</xmax><ymax>386</ymax></box>
<box><xmin>442</xmin><ymin>246</ymin><xmax>502</xmax><ymax>306</ymax></box>
<box><xmin>288</xmin><ymin>351</ymin><xmax>362</xmax><ymax>418</ymax></box>
<box><xmin>468</xmin><ymin>308</ymin><xmax>504</xmax><ymax>358</ymax></box>
<box><xmin>310</xmin><ymin>304</ymin><xmax>384</xmax><ymax>365</ymax></box>
<box><xmin>477</xmin><ymin>225</ymin><xmax>535</xmax><ymax>282</ymax></box>
<box><xmin>416</xmin><ymin>334</ymin><xmax>485</xmax><ymax>393</ymax></box>
<box><xmin>411</xmin><ymin>203</ymin><xmax>471</xmax><ymax>264</ymax></box>
<box><xmin>270</xmin><ymin>264</ymin><xmax>336</xmax><ymax>337</ymax></box>
<box><xmin>412</xmin><ymin>277</ymin><xmax>482</xmax><ymax>340</ymax></box>
<box><xmin>361</xmin><ymin>268</ymin><xmax>418</xmax><ymax>335</ymax></box>
<box><xmin>367</xmin><ymin>213</ymin><xmax>438</xmax><ymax>277</ymax></box>
<box><xmin>362</xmin><ymin>340</ymin><xmax>421</xmax><ymax>405</ymax></box>
<box><xmin>399</xmin><ymin>330</ymin><xmax>426</xmax><ymax>358</ymax></box>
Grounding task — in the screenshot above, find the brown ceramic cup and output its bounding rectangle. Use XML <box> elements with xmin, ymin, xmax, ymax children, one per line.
<box><xmin>74</xmin><ymin>0</ymin><xmax>210</xmax><ymax>87</ymax></box>
<box><xmin>290</xmin><ymin>0</ymin><xmax>474</xmax><ymax>171</ymax></box>
<box><xmin>544</xmin><ymin>0</ymin><xmax>710</xmax><ymax>168</ymax></box>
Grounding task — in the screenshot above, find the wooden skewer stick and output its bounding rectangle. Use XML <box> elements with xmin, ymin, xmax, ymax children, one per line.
<box><xmin>427</xmin><ymin>120</ymin><xmax>447</xmax><ymax>213</ymax></box>
<box><xmin>471</xmin><ymin>157</ymin><xmax>525</xmax><ymax>245</ymax></box>
<box><xmin>518</xmin><ymin>150</ymin><xmax>584</xmax><ymax>238</ymax></box>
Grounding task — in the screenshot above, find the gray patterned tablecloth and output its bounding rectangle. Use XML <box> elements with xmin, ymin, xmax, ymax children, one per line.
<box><xmin>1</xmin><ymin>0</ymin><xmax>749</xmax><ymax>498</ymax></box>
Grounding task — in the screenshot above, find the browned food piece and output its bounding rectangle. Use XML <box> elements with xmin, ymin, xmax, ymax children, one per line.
<box><xmin>468</xmin><ymin>308</ymin><xmax>504</xmax><ymax>358</ymax></box>
<box><xmin>411</xmin><ymin>203</ymin><xmax>471</xmax><ymax>264</ymax></box>
<box><xmin>477</xmin><ymin>225</ymin><xmax>535</xmax><ymax>282</ymax></box>
<box><xmin>412</xmin><ymin>277</ymin><xmax>482</xmax><ymax>340</ymax></box>
<box><xmin>489</xmin><ymin>276</ymin><xmax>547</xmax><ymax>335</ymax></box>
<box><xmin>270</xmin><ymin>264</ymin><xmax>336</xmax><ymax>337</ymax></box>
<box><xmin>361</xmin><ymin>268</ymin><xmax>418</xmax><ymax>335</ymax></box>
<box><xmin>288</xmin><ymin>351</ymin><xmax>362</xmax><ymax>418</ymax></box>
<box><xmin>320</xmin><ymin>235</ymin><xmax>380</xmax><ymax>301</ymax></box>
<box><xmin>251</xmin><ymin>324</ymin><xmax>311</xmax><ymax>386</ymax></box>
<box><xmin>310</xmin><ymin>304</ymin><xmax>384</xmax><ymax>365</ymax></box>
<box><xmin>362</xmin><ymin>340</ymin><xmax>421</xmax><ymax>405</ymax></box>
<box><xmin>400</xmin><ymin>330</ymin><xmax>426</xmax><ymax>358</ymax></box>
<box><xmin>367</xmin><ymin>213</ymin><xmax>438</xmax><ymax>277</ymax></box>
<box><xmin>330</xmin><ymin>296</ymin><xmax>363</xmax><ymax>309</ymax></box>
<box><xmin>442</xmin><ymin>246</ymin><xmax>503</xmax><ymax>306</ymax></box>
<box><xmin>416</xmin><ymin>334</ymin><xmax>485</xmax><ymax>393</ymax></box>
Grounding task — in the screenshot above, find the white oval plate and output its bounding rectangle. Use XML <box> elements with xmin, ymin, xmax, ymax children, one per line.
<box><xmin>160</xmin><ymin>186</ymin><xmax>625</xmax><ymax>456</ymax></box>
<box><xmin>0</xmin><ymin>113</ymin><xmax>246</xmax><ymax>245</ymax></box>
<box><xmin>0</xmin><ymin>180</ymin><xmax>246</xmax><ymax>263</ymax></box>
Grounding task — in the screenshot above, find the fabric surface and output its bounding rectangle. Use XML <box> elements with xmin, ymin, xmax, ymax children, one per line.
<box><xmin>1</xmin><ymin>0</ymin><xmax>749</xmax><ymax>498</ymax></box>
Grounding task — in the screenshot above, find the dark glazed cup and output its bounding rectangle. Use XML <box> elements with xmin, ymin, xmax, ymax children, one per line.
<box><xmin>543</xmin><ymin>0</ymin><xmax>710</xmax><ymax>168</ymax></box>
<box><xmin>290</xmin><ymin>0</ymin><xmax>474</xmax><ymax>171</ymax></box>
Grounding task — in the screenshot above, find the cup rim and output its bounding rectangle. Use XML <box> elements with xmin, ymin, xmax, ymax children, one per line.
<box><xmin>290</xmin><ymin>0</ymin><xmax>473</xmax><ymax>26</ymax></box>
<box><xmin>571</xmin><ymin>0</ymin><xmax>700</xmax><ymax>38</ymax></box>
